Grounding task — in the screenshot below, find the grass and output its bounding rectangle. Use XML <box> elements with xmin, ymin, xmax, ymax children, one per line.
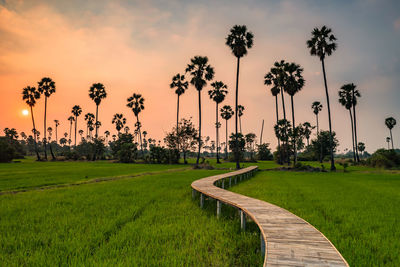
<box><xmin>0</xmin><ymin>160</ymin><xmax>263</xmax><ymax>266</ymax></box>
<box><xmin>230</xmin><ymin>165</ymin><xmax>400</xmax><ymax>267</ymax></box>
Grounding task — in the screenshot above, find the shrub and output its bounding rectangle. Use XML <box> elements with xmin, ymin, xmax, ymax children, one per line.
<box><xmin>257</xmin><ymin>143</ymin><xmax>273</xmax><ymax>160</ymax></box>
<box><xmin>367</xmin><ymin>149</ymin><xmax>400</xmax><ymax>169</ymax></box>
<box><xmin>117</xmin><ymin>143</ymin><xmax>137</xmax><ymax>163</ymax></box>
<box><xmin>0</xmin><ymin>137</ymin><xmax>16</xmax><ymax>162</ymax></box>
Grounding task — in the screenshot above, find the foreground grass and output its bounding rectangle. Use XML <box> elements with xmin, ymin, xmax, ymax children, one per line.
<box><xmin>230</xmin><ymin>167</ymin><xmax>400</xmax><ymax>266</ymax></box>
<box><xmin>0</xmin><ymin>167</ymin><xmax>263</xmax><ymax>266</ymax></box>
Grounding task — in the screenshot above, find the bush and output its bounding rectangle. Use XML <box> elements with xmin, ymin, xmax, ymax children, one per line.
<box><xmin>257</xmin><ymin>143</ymin><xmax>273</xmax><ymax>160</ymax></box>
<box><xmin>147</xmin><ymin>146</ymin><xmax>179</xmax><ymax>164</ymax></box>
<box><xmin>117</xmin><ymin>143</ymin><xmax>137</xmax><ymax>163</ymax></box>
<box><xmin>367</xmin><ymin>149</ymin><xmax>400</xmax><ymax>169</ymax></box>
<box><xmin>0</xmin><ymin>137</ymin><xmax>16</xmax><ymax>162</ymax></box>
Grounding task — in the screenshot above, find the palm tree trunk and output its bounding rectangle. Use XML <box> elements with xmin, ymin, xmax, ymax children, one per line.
<box><xmin>95</xmin><ymin>105</ymin><xmax>99</xmax><ymax>138</ymax></box>
<box><xmin>69</xmin><ymin>122</ymin><xmax>72</xmax><ymax>145</ymax></box>
<box><xmin>290</xmin><ymin>95</ymin><xmax>297</xmax><ymax>165</ymax></box>
<box><xmin>352</xmin><ymin>91</ymin><xmax>360</xmax><ymax>162</ymax></box>
<box><xmin>321</xmin><ymin>58</ymin><xmax>336</xmax><ymax>171</ymax></box>
<box><xmin>225</xmin><ymin>119</ymin><xmax>228</xmax><ymax>159</ymax></box>
<box><xmin>316</xmin><ymin>113</ymin><xmax>322</xmax><ymax>163</ymax></box>
<box><xmin>49</xmin><ymin>142</ymin><xmax>56</xmax><ymax>160</ymax></box>
<box><xmin>239</xmin><ymin>116</ymin><xmax>242</xmax><ymax>133</ymax></box>
<box><xmin>55</xmin><ymin>125</ymin><xmax>58</xmax><ymax>144</ymax></box>
<box><xmin>177</xmin><ymin>95</ymin><xmax>180</xmax><ymax>153</ymax></box>
<box><xmin>30</xmin><ymin>106</ymin><xmax>41</xmax><ymax>161</ymax></box>
<box><xmin>136</xmin><ymin>114</ymin><xmax>144</xmax><ymax>156</ymax></box>
<box><xmin>390</xmin><ymin>129</ymin><xmax>394</xmax><ymax>149</ymax></box>
<box><xmin>234</xmin><ymin>57</ymin><xmax>240</xmax><ymax>169</ymax></box>
<box><xmin>43</xmin><ymin>97</ymin><xmax>48</xmax><ymax>160</ymax></box>
<box><xmin>216</xmin><ymin>102</ymin><xmax>220</xmax><ymax>164</ymax></box>
<box><xmin>275</xmin><ymin>95</ymin><xmax>282</xmax><ymax>165</ymax></box>
<box><xmin>74</xmin><ymin>116</ymin><xmax>77</xmax><ymax>147</ymax></box>
<box><xmin>349</xmin><ymin>109</ymin><xmax>356</xmax><ymax>162</ymax></box>
<box><xmin>280</xmin><ymin>88</ymin><xmax>288</xmax><ymax>164</ymax></box>
<box><xmin>196</xmin><ymin>90</ymin><xmax>202</xmax><ymax>165</ymax></box>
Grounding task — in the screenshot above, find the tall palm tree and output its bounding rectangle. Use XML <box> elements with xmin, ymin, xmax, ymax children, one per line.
<box><xmin>54</xmin><ymin>120</ymin><xmax>59</xmax><ymax>144</ymax></box>
<box><xmin>339</xmin><ymin>84</ymin><xmax>360</xmax><ymax>162</ymax></box>
<box><xmin>385</xmin><ymin>117</ymin><xmax>396</xmax><ymax>150</ymax></box>
<box><xmin>22</xmin><ymin>86</ymin><xmax>41</xmax><ymax>160</ymax></box>
<box><xmin>67</xmin><ymin>116</ymin><xmax>75</xmax><ymax>145</ymax></box>
<box><xmin>208</xmin><ymin>81</ymin><xmax>228</xmax><ymax>163</ymax></box>
<box><xmin>104</xmin><ymin>130</ymin><xmax>110</xmax><ymax>143</ymax></box>
<box><xmin>84</xmin><ymin>113</ymin><xmax>95</xmax><ymax>138</ymax></box>
<box><xmin>112</xmin><ymin>113</ymin><xmax>126</xmax><ymax>134</ymax></box>
<box><xmin>127</xmin><ymin>93</ymin><xmax>145</xmax><ymax>154</ymax></box>
<box><xmin>237</xmin><ymin>105</ymin><xmax>245</xmax><ymax>133</ymax></box>
<box><xmin>47</xmin><ymin>126</ymin><xmax>56</xmax><ymax>160</ymax></box>
<box><xmin>312</xmin><ymin>101</ymin><xmax>323</xmax><ymax>163</ymax></box>
<box><xmin>79</xmin><ymin>130</ymin><xmax>84</xmax><ymax>140</ymax></box>
<box><xmin>185</xmin><ymin>56</ymin><xmax>215</xmax><ymax>165</ymax></box>
<box><xmin>350</xmin><ymin>83</ymin><xmax>361</xmax><ymax>162</ymax></box>
<box><xmin>284</xmin><ymin>62</ymin><xmax>305</xmax><ymax>165</ymax></box>
<box><xmin>302</xmin><ymin>122</ymin><xmax>314</xmax><ymax>147</ymax></box>
<box><xmin>226</xmin><ymin>25</ymin><xmax>254</xmax><ymax>169</ymax></box>
<box><xmin>71</xmin><ymin>105</ymin><xmax>82</xmax><ymax>146</ymax></box>
<box><xmin>220</xmin><ymin>105</ymin><xmax>234</xmax><ymax>159</ymax></box>
<box><xmin>89</xmin><ymin>83</ymin><xmax>107</xmax><ymax>138</ymax></box>
<box><xmin>170</xmin><ymin>73</ymin><xmax>188</xmax><ymax>134</ymax></box>
<box><xmin>38</xmin><ymin>77</ymin><xmax>56</xmax><ymax>160</ymax></box>
<box><xmin>307</xmin><ymin>25</ymin><xmax>337</xmax><ymax>171</ymax></box>
<box><xmin>386</xmin><ymin>137</ymin><xmax>391</xmax><ymax>150</ymax></box>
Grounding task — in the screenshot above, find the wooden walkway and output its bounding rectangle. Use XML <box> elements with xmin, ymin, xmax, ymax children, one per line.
<box><xmin>191</xmin><ymin>166</ymin><xmax>348</xmax><ymax>267</ymax></box>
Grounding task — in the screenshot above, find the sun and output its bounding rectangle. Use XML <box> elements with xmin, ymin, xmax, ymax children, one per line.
<box><xmin>22</xmin><ymin>109</ymin><xmax>29</xmax><ymax>116</ymax></box>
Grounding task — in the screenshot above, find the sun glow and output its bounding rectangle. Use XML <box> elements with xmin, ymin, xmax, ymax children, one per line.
<box><xmin>22</xmin><ymin>109</ymin><xmax>29</xmax><ymax>116</ymax></box>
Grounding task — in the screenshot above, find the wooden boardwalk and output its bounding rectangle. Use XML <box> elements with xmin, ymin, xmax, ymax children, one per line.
<box><xmin>191</xmin><ymin>166</ymin><xmax>349</xmax><ymax>267</ymax></box>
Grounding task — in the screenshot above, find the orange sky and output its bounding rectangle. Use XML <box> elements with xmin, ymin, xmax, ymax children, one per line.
<box><xmin>1</xmin><ymin>0</ymin><xmax>400</xmax><ymax>152</ymax></box>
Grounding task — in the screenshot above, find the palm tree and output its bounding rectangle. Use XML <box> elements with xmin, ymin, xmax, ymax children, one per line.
<box><xmin>339</xmin><ymin>84</ymin><xmax>360</xmax><ymax>162</ymax></box>
<box><xmin>208</xmin><ymin>81</ymin><xmax>228</xmax><ymax>163</ymax></box>
<box><xmin>127</xmin><ymin>93</ymin><xmax>145</xmax><ymax>154</ymax></box>
<box><xmin>79</xmin><ymin>129</ymin><xmax>84</xmax><ymax>140</ymax></box>
<box><xmin>386</xmin><ymin>137</ymin><xmax>391</xmax><ymax>150</ymax></box>
<box><xmin>22</xmin><ymin>86</ymin><xmax>41</xmax><ymax>160</ymax></box>
<box><xmin>84</xmin><ymin>113</ymin><xmax>95</xmax><ymax>138</ymax></box>
<box><xmin>71</xmin><ymin>105</ymin><xmax>82</xmax><ymax>146</ymax></box>
<box><xmin>226</xmin><ymin>25</ymin><xmax>254</xmax><ymax>169</ymax></box>
<box><xmin>385</xmin><ymin>117</ymin><xmax>396</xmax><ymax>149</ymax></box>
<box><xmin>67</xmin><ymin>116</ymin><xmax>75</xmax><ymax>145</ymax></box>
<box><xmin>170</xmin><ymin>73</ymin><xmax>188</xmax><ymax>134</ymax></box>
<box><xmin>89</xmin><ymin>83</ymin><xmax>107</xmax><ymax>138</ymax></box>
<box><xmin>220</xmin><ymin>105</ymin><xmax>234</xmax><ymax>159</ymax></box>
<box><xmin>307</xmin><ymin>25</ymin><xmax>337</xmax><ymax>171</ymax></box>
<box><xmin>104</xmin><ymin>130</ymin><xmax>110</xmax><ymax>143</ymax></box>
<box><xmin>358</xmin><ymin>142</ymin><xmax>365</xmax><ymax>158</ymax></box>
<box><xmin>312</xmin><ymin>101</ymin><xmax>323</xmax><ymax>163</ymax></box>
<box><xmin>47</xmin><ymin>127</ymin><xmax>56</xmax><ymax>160</ymax></box>
<box><xmin>350</xmin><ymin>83</ymin><xmax>361</xmax><ymax>162</ymax></box>
<box><xmin>302</xmin><ymin>122</ymin><xmax>314</xmax><ymax>147</ymax></box>
<box><xmin>237</xmin><ymin>105</ymin><xmax>245</xmax><ymax>133</ymax></box>
<box><xmin>112</xmin><ymin>113</ymin><xmax>126</xmax><ymax>134</ymax></box>
<box><xmin>54</xmin><ymin>120</ymin><xmax>59</xmax><ymax>144</ymax></box>
<box><xmin>38</xmin><ymin>77</ymin><xmax>56</xmax><ymax>160</ymax></box>
<box><xmin>185</xmin><ymin>56</ymin><xmax>215</xmax><ymax>165</ymax></box>
<box><xmin>124</xmin><ymin>126</ymin><xmax>130</xmax><ymax>134</ymax></box>
<box><xmin>284</xmin><ymin>62</ymin><xmax>305</xmax><ymax>165</ymax></box>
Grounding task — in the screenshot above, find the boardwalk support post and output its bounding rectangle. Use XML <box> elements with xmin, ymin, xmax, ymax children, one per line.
<box><xmin>222</xmin><ymin>179</ymin><xmax>225</xmax><ymax>189</ymax></box>
<box><xmin>229</xmin><ymin>177</ymin><xmax>232</xmax><ymax>188</ymax></box>
<box><xmin>240</xmin><ymin>209</ymin><xmax>246</xmax><ymax>230</ymax></box>
<box><xmin>192</xmin><ymin>189</ymin><xmax>196</xmax><ymax>199</ymax></box>
<box><xmin>200</xmin><ymin>193</ymin><xmax>204</xmax><ymax>208</ymax></box>
<box><xmin>217</xmin><ymin>200</ymin><xmax>221</xmax><ymax>218</ymax></box>
<box><xmin>260</xmin><ymin>232</ymin><xmax>265</xmax><ymax>256</ymax></box>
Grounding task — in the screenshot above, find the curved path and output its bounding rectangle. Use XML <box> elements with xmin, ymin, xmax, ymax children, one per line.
<box><xmin>191</xmin><ymin>166</ymin><xmax>348</xmax><ymax>267</ymax></box>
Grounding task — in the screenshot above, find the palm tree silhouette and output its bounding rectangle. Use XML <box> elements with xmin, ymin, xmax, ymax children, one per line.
<box><xmin>386</xmin><ymin>137</ymin><xmax>391</xmax><ymax>150</ymax></box>
<box><xmin>104</xmin><ymin>130</ymin><xmax>110</xmax><ymax>143</ymax></box>
<box><xmin>302</xmin><ymin>122</ymin><xmax>314</xmax><ymax>147</ymax></box>
<box><xmin>284</xmin><ymin>62</ymin><xmax>305</xmax><ymax>164</ymax></box>
<box><xmin>185</xmin><ymin>56</ymin><xmax>215</xmax><ymax>165</ymax></box>
<box><xmin>349</xmin><ymin>83</ymin><xmax>361</xmax><ymax>162</ymax></box>
<box><xmin>220</xmin><ymin>105</ymin><xmax>234</xmax><ymax>159</ymax></box>
<box><xmin>112</xmin><ymin>113</ymin><xmax>126</xmax><ymax>134</ymax></box>
<box><xmin>71</xmin><ymin>105</ymin><xmax>82</xmax><ymax>146</ymax></box>
<box><xmin>170</xmin><ymin>73</ymin><xmax>188</xmax><ymax>134</ymax></box>
<box><xmin>54</xmin><ymin>120</ymin><xmax>59</xmax><ymax>144</ymax></box>
<box><xmin>226</xmin><ymin>25</ymin><xmax>254</xmax><ymax>169</ymax></box>
<box><xmin>79</xmin><ymin>129</ymin><xmax>84</xmax><ymax>141</ymax></box>
<box><xmin>67</xmin><ymin>116</ymin><xmax>75</xmax><ymax>145</ymax></box>
<box><xmin>385</xmin><ymin>117</ymin><xmax>396</xmax><ymax>149</ymax></box>
<box><xmin>237</xmin><ymin>105</ymin><xmax>245</xmax><ymax>133</ymax></box>
<box><xmin>22</xmin><ymin>86</ymin><xmax>41</xmax><ymax>160</ymax></box>
<box><xmin>208</xmin><ymin>81</ymin><xmax>228</xmax><ymax>163</ymax></box>
<box><xmin>89</xmin><ymin>83</ymin><xmax>107</xmax><ymax>138</ymax></box>
<box><xmin>307</xmin><ymin>25</ymin><xmax>337</xmax><ymax>171</ymax></box>
<box><xmin>127</xmin><ymin>93</ymin><xmax>145</xmax><ymax>155</ymax></box>
<box><xmin>312</xmin><ymin>101</ymin><xmax>323</xmax><ymax>162</ymax></box>
<box><xmin>84</xmin><ymin>113</ymin><xmax>95</xmax><ymax>138</ymax></box>
<box><xmin>47</xmin><ymin>126</ymin><xmax>56</xmax><ymax>160</ymax></box>
<box><xmin>339</xmin><ymin>84</ymin><xmax>360</xmax><ymax>162</ymax></box>
<box><xmin>38</xmin><ymin>77</ymin><xmax>56</xmax><ymax>160</ymax></box>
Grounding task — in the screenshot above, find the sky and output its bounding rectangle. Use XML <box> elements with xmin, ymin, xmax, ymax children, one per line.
<box><xmin>0</xmin><ymin>0</ymin><xmax>399</xmax><ymax>152</ymax></box>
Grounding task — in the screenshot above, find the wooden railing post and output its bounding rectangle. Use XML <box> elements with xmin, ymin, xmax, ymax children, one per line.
<box><xmin>200</xmin><ymin>193</ymin><xmax>204</xmax><ymax>208</ymax></box>
<box><xmin>240</xmin><ymin>209</ymin><xmax>246</xmax><ymax>230</ymax></box>
<box><xmin>192</xmin><ymin>189</ymin><xmax>196</xmax><ymax>199</ymax></box>
<box><xmin>217</xmin><ymin>200</ymin><xmax>221</xmax><ymax>218</ymax></box>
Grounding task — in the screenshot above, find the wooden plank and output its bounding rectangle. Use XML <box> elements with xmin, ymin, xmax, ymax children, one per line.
<box><xmin>191</xmin><ymin>166</ymin><xmax>348</xmax><ymax>267</ymax></box>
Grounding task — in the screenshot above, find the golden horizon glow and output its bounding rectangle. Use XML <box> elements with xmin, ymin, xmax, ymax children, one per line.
<box><xmin>22</xmin><ymin>109</ymin><xmax>28</xmax><ymax>116</ymax></box>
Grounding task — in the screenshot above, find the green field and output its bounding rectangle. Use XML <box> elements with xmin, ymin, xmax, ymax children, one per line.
<box><xmin>231</xmin><ymin>166</ymin><xmax>400</xmax><ymax>266</ymax></box>
<box><xmin>0</xmin><ymin>159</ymin><xmax>263</xmax><ymax>266</ymax></box>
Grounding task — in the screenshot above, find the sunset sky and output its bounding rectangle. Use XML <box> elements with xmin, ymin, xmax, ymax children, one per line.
<box><xmin>1</xmin><ymin>0</ymin><xmax>399</xmax><ymax>152</ymax></box>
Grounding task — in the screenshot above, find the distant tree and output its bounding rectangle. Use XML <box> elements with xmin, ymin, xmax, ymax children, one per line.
<box><xmin>302</xmin><ymin>122</ymin><xmax>314</xmax><ymax>147</ymax></box>
<box><xmin>79</xmin><ymin>129</ymin><xmax>84</xmax><ymax>140</ymax></box>
<box><xmin>38</xmin><ymin>77</ymin><xmax>56</xmax><ymax>160</ymax></box>
<box><xmin>89</xmin><ymin>83</ymin><xmax>107</xmax><ymax>138</ymax></box>
<box><xmin>4</xmin><ymin>128</ymin><xmax>18</xmax><ymax>140</ymax></box>
<box><xmin>245</xmin><ymin>133</ymin><xmax>256</xmax><ymax>160</ymax></box>
<box><xmin>311</xmin><ymin>131</ymin><xmax>339</xmax><ymax>161</ymax></box>
<box><xmin>185</xmin><ymin>56</ymin><xmax>215</xmax><ymax>165</ymax></box>
<box><xmin>358</xmin><ymin>142</ymin><xmax>365</xmax><ymax>158</ymax></box>
<box><xmin>220</xmin><ymin>105</ymin><xmax>234</xmax><ymax>160</ymax></box>
<box><xmin>274</xmin><ymin>119</ymin><xmax>291</xmax><ymax>163</ymax></box>
<box><xmin>385</xmin><ymin>117</ymin><xmax>396</xmax><ymax>149</ymax></box>
<box><xmin>257</xmin><ymin>143</ymin><xmax>273</xmax><ymax>160</ymax></box>
<box><xmin>67</xmin><ymin>116</ymin><xmax>75</xmax><ymax>145</ymax></box>
<box><xmin>226</xmin><ymin>25</ymin><xmax>254</xmax><ymax>169</ymax></box>
<box><xmin>54</xmin><ymin>120</ymin><xmax>60</xmax><ymax>144</ymax></box>
<box><xmin>170</xmin><ymin>73</ymin><xmax>188</xmax><ymax>136</ymax></box>
<box><xmin>307</xmin><ymin>25</ymin><xmax>337</xmax><ymax>171</ymax></box>
<box><xmin>71</xmin><ymin>105</ymin><xmax>82</xmax><ymax>146</ymax></box>
<box><xmin>84</xmin><ymin>113</ymin><xmax>95</xmax><ymax>138</ymax></box>
<box><xmin>208</xmin><ymin>81</ymin><xmax>228</xmax><ymax>163</ymax></box>
<box><xmin>386</xmin><ymin>137</ymin><xmax>391</xmax><ymax>150</ymax></box>
<box><xmin>124</xmin><ymin>126</ymin><xmax>130</xmax><ymax>134</ymax></box>
<box><xmin>104</xmin><ymin>130</ymin><xmax>110</xmax><ymax>143</ymax></box>
<box><xmin>312</xmin><ymin>101</ymin><xmax>323</xmax><ymax>162</ymax></box>
<box><xmin>237</xmin><ymin>105</ymin><xmax>245</xmax><ymax>133</ymax></box>
<box><xmin>60</xmin><ymin>137</ymin><xmax>67</xmax><ymax>146</ymax></box>
<box><xmin>339</xmin><ymin>84</ymin><xmax>356</xmax><ymax>161</ymax></box>
<box><xmin>22</xmin><ymin>85</ymin><xmax>41</xmax><ymax>160</ymax></box>
<box><xmin>47</xmin><ymin>127</ymin><xmax>56</xmax><ymax>160</ymax></box>
<box><xmin>127</xmin><ymin>93</ymin><xmax>145</xmax><ymax>155</ymax></box>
